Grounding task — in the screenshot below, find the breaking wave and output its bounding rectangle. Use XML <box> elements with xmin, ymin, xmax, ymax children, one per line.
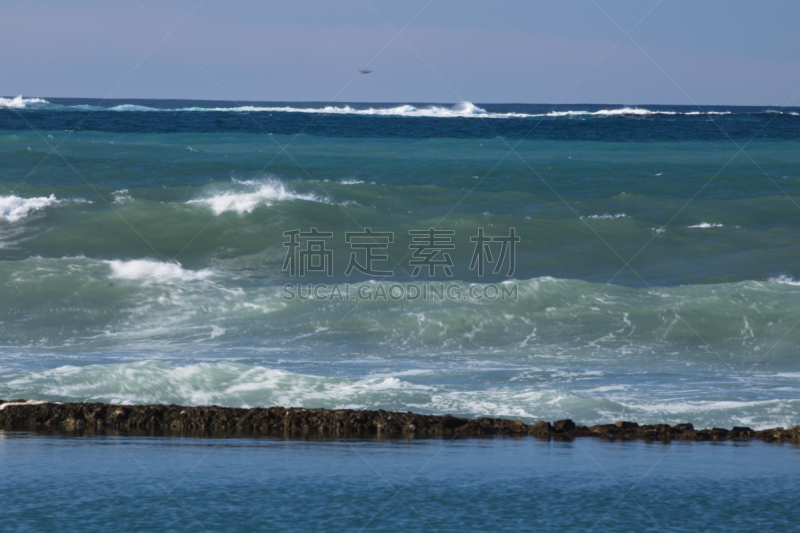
<box><xmin>767</xmin><ymin>275</ymin><xmax>800</xmax><ymax>286</ymax></box>
<box><xmin>92</xmin><ymin>104</ymin><xmax>757</xmax><ymax>119</ymax></box>
<box><xmin>186</xmin><ymin>178</ymin><xmax>328</xmax><ymax>214</ymax></box>
<box><xmin>105</xmin><ymin>259</ymin><xmax>214</xmax><ymax>282</ymax></box>
<box><xmin>2</xmin><ymin>360</ymin><xmax>798</xmax><ymax>429</ymax></box>
<box><xmin>687</xmin><ymin>222</ymin><xmax>724</xmax><ymax>228</ymax></box>
<box><xmin>0</xmin><ymin>96</ymin><xmax>49</xmax><ymax>109</ymax></box>
<box><xmin>0</xmin><ymin>194</ymin><xmax>61</xmax><ymax>222</ymax></box>
<box><xmin>580</xmin><ymin>213</ymin><xmax>628</xmax><ymax>220</ymax></box>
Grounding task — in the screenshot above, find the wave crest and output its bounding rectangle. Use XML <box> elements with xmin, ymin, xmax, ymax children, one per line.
<box><xmin>767</xmin><ymin>275</ymin><xmax>800</xmax><ymax>286</ymax></box>
<box><xmin>105</xmin><ymin>258</ymin><xmax>214</xmax><ymax>282</ymax></box>
<box><xmin>0</xmin><ymin>194</ymin><xmax>60</xmax><ymax>222</ymax></box>
<box><xmin>687</xmin><ymin>222</ymin><xmax>723</xmax><ymax>228</ymax></box>
<box><xmin>0</xmin><ymin>96</ymin><xmax>49</xmax><ymax>109</ymax></box>
<box><xmin>187</xmin><ymin>179</ymin><xmax>328</xmax><ymax>214</ymax></box>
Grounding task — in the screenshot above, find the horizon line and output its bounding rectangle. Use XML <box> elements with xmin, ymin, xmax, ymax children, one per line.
<box><xmin>3</xmin><ymin>95</ymin><xmax>796</xmax><ymax>109</ymax></box>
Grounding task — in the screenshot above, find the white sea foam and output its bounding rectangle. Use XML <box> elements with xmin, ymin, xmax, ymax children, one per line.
<box><xmin>105</xmin><ymin>259</ymin><xmax>214</xmax><ymax>282</ymax></box>
<box><xmin>0</xmin><ymin>96</ymin><xmax>49</xmax><ymax>109</ymax></box>
<box><xmin>687</xmin><ymin>111</ymin><xmax>732</xmax><ymax>115</ymax></box>
<box><xmin>543</xmin><ymin>108</ymin><xmax>732</xmax><ymax>117</ymax></box>
<box><xmin>547</xmin><ymin>108</ymin><xmax>669</xmax><ymax>117</ymax></box>
<box><xmin>0</xmin><ymin>399</ymin><xmax>59</xmax><ymax>410</ymax></box>
<box><xmin>112</xmin><ymin>189</ymin><xmax>132</xmax><ymax>203</ymax></box>
<box><xmin>767</xmin><ymin>275</ymin><xmax>800</xmax><ymax>286</ymax></box>
<box><xmin>109</xmin><ymin>104</ymin><xmax>160</xmax><ymax>112</ymax></box>
<box><xmin>687</xmin><ymin>222</ymin><xmax>723</xmax><ymax>228</ymax></box>
<box><xmin>339</xmin><ymin>179</ymin><xmax>364</xmax><ymax>185</ymax></box>
<box><xmin>3</xmin><ymin>361</ymin><xmax>434</xmax><ymax>409</ymax></box>
<box><xmin>581</xmin><ymin>213</ymin><xmax>627</xmax><ymax>219</ymax></box>
<box><xmin>187</xmin><ymin>179</ymin><xmax>327</xmax><ymax>214</ymax></box>
<box><xmin>0</xmin><ymin>194</ymin><xmax>60</xmax><ymax>222</ymax></box>
<box><xmin>96</xmin><ymin>102</ymin><xmax>500</xmax><ymax>117</ymax></box>
<box><xmin>3</xmin><ymin>359</ymin><xmax>799</xmax><ymax>429</ymax></box>
<box><xmin>184</xmin><ymin>104</ymin><xmax>735</xmax><ymax>119</ymax></box>
<box><xmin>175</xmin><ymin>102</ymin><xmax>499</xmax><ymax>118</ymax></box>
<box><xmin>592</xmin><ymin>107</ymin><xmax>668</xmax><ymax>116</ymax></box>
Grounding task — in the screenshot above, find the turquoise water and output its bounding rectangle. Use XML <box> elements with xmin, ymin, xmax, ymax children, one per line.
<box><xmin>1</xmin><ymin>432</ymin><xmax>798</xmax><ymax>532</ymax></box>
<box><xmin>1</xmin><ymin>98</ymin><xmax>800</xmax><ymax>429</ymax></box>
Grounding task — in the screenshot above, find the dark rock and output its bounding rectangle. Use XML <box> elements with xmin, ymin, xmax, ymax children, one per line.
<box><xmin>638</xmin><ymin>424</ymin><xmax>672</xmax><ymax>439</ymax></box>
<box><xmin>0</xmin><ymin>400</ymin><xmax>797</xmax><ymax>443</ymax></box>
<box><xmin>552</xmin><ymin>419</ymin><xmax>576</xmax><ymax>432</ymax></box>
<box><xmin>529</xmin><ymin>421</ymin><xmax>552</xmax><ymax>436</ymax></box>
<box><xmin>589</xmin><ymin>424</ymin><xmax>617</xmax><ymax>434</ymax></box>
<box><xmin>729</xmin><ymin>426</ymin><xmax>755</xmax><ymax>438</ymax></box>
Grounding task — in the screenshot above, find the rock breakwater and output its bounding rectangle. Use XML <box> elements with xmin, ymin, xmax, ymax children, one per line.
<box><xmin>1</xmin><ymin>400</ymin><xmax>798</xmax><ymax>442</ymax></box>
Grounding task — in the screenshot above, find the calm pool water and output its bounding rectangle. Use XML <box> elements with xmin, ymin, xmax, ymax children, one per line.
<box><xmin>1</xmin><ymin>432</ymin><xmax>798</xmax><ymax>532</ymax></box>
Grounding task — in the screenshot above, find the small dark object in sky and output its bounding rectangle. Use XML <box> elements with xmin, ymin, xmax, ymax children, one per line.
<box><xmin>359</xmin><ymin>69</ymin><xmax>372</xmax><ymax>74</ymax></box>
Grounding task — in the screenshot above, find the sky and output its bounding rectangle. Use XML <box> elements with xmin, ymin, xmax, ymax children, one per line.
<box><xmin>2</xmin><ymin>0</ymin><xmax>800</xmax><ymax>106</ymax></box>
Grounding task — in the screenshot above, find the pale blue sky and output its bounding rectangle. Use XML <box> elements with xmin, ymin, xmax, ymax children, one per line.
<box><xmin>2</xmin><ymin>0</ymin><xmax>799</xmax><ymax>105</ymax></box>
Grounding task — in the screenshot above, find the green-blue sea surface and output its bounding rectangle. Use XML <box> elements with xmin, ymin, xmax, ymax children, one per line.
<box><xmin>1</xmin><ymin>98</ymin><xmax>799</xmax><ymax>429</ymax></box>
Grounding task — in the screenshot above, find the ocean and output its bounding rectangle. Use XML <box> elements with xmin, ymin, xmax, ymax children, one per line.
<box><xmin>2</xmin><ymin>97</ymin><xmax>800</xmax><ymax>429</ymax></box>
<box><xmin>2</xmin><ymin>96</ymin><xmax>800</xmax><ymax>531</ymax></box>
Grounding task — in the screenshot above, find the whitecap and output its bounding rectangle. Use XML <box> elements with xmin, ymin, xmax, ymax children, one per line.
<box><xmin>687</xmin><ymin>222</ymin><xmax>723</xmax><ymax>228</ymax></box>
<box><xmin>547</xmin><ymin>107</ymin><xmax>672</xmax><ymax>117</ymax></box>
<box><xmin>187</xmin><ymin>178</ymin><xmax>328</xmax><ymax>214</ymax></box>
<box><xmin>0</xmin><ymin>194</ymin><xmax>60</xmax><ymax>222</ymax></box>
<box><xmin>683</xmin><ymin>111</ymin><xmax>732</xmax><ymax>116</ymax></box>
<box><xmin>581</xmin><ymin>213</ymin><xmax>627</xmax><ymax>219</ymax></box>
<box><xmin>109</xmin><ymin>104</ymin><xmax>160</xmax><ymax>112</ymax></box>
<box><xmin>2</xmin><ymin>361</ymin><xmax>434</xmax><ymax>409</ymax></box>
<box><xmin>0</xmin><ymin>96</ymin><xmax>49</xmax><ymax>109</ymax></box>
<box><xmin>112</xmin><ymin>189</ymin><xmax>132</xmax><ymax>203</ymax></box>
<box><xmin>0</xmin><ymin>399</ymin><xmax>60</xmax><ymax>410</ymax></box>
<box><xmin>105</xmin><ymin>258</ymin><xmax>214</xmax><ymax>282</ymax></box>
<box><xmin>101</xmin><ymin>101</ymin><xmax>498</xmax><ymax>118</ymax></box>
<box><xmin>767</xmin><ymin>275</ymin><xmax>800</xmax><ymax>286</ymax></box>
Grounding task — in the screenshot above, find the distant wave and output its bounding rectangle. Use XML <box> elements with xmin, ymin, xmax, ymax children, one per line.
<box><xmin>0</xmin><ymin>96</ymin><xmax>48</xmax><ymax>109</ymax></box>
<box><xmin>580</xmin><ymin>213</ymin><xmax>627</xmax><ymax>219</ymax></box>
<box><xmin>103</xmin><ymin>103</ymin><xmax>743</xmax><ymax>119</ymax></box>
<box><xmin>687</xmin><ymin>222</ymin><xmax>724</xmax><ymax>228</ymax></box>
<box><xmin>6</xmin><ymin>97</ymin><xmax>799</xmax><ymax>119</ymax></box>
<box><xmin>140</xmin><ymin>102</ymin><xmax>509</xmax><ymax>118</ymax></box>
<box><xmin>186</xmin><ymin>178</ymin><xmax>328</xmax><ymax>214</ymax></box>
<box><xmin>543</xmin><ymin>108</ymin><xmax>734</xmax><ymax>117</ymax></box>
<box><xmin>109</xmin><ymin>104</ymin><xmax>160</xmax><ymax>112</ymax></box>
